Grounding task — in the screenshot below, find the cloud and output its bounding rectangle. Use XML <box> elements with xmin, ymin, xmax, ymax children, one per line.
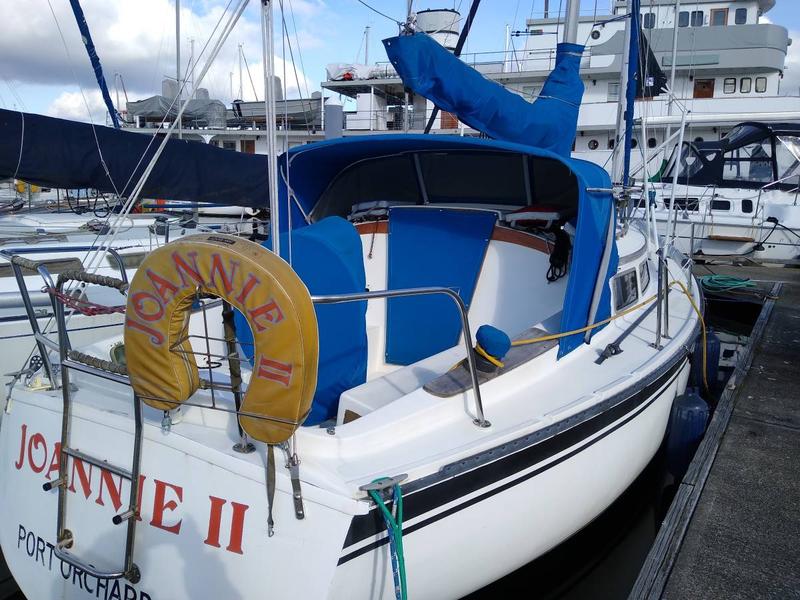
<box><xmin>0</xmin><ymin>0</ymin><xmax>322</xmax><ymax>116</ymax></box>
<box><xmin>47</xmin><ymin>89</ymin><xmax>110</xmax><ymax>123</ymax></box>
<box><xmin>781</xmin><ymin>30</ymin><xmax>800</xmax><ymax>96</ymax></box>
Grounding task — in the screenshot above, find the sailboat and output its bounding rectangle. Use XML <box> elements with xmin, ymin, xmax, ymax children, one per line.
<box><xmin>646</xmin><ymin>121</ymin><xmax>800</xmax><ymax>261</ymax></box>
<box><xmin>0</xmin><ymin>1</ymin><xmax>701</xmax><ymax>598</ymax></box>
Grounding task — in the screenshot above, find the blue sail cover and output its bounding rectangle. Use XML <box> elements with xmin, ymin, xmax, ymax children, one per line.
<box><xmin>383</xmin><ymin>33</ymin><xmax>584</xmax><ymax>158</ymax></box>
<box><xmin>0</xmin><ymin>109</ymin><xmax>269</xmax><ymax>207</ymax></box>
<box><xmin>278</xmin><ymin>135</ymin><xmax>617</xmax><ymax>357</ymax></box>
<box><xmin>69</xmin><ymin>0</ymin><xmax>120</xmax><ymax>129</ymax></box>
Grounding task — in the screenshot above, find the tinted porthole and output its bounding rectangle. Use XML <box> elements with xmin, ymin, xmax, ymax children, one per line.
<box><xmin>614</xmin><ymin>270</ymin><xmax>639</xmax><ymax>311</ymax></box>
<box><xmin>711</xmin><ymin>199</ymin><xmax>731</xmax><ymax>211</ymax></box>
<box><xmin>648</xmin><ymin>138</ymin><xmax>657</xmax><ymax>148</ymax></box>
<box><xmin>588</xmin><ymin>139</ymin><xmax>599</xmax><ymax>150</ymax></box>
<box><xmin>742</xmin><ymin>199</ymin><xmax>753</xmax><ymax>213</ymax></box>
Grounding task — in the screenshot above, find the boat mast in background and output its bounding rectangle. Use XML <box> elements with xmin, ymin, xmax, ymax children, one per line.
<box><xmin>563</xmin><ymin>0</ymin><xmax>579</xmax><ymax>44</ymax></box>
<box><xmin>664</xmin><ymin>0</ymin><xmax>681</xmax><ymax>160</ymax></box>
<box><xmin>176</xmin><ymin>0</ymin><xmax>182</xmax><ymax>139</ymax></box>
<box><xmin>261</xmin><ymin>0</ymin><xmax>280</xmax><ymax>256</ymax></box>
<box><xmin>611</xmin><ymin>0</ymin><xmax>634</xmax><ymax>185</ymax></box>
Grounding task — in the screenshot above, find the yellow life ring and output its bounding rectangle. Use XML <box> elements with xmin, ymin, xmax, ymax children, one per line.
<box><xmin>123</xmin><ymin>233</ymin><xmax>319</xmax><ymax>444</ymax></box>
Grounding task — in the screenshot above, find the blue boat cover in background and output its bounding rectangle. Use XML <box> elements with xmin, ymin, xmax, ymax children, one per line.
<box><xmin>385</xmin><ymin>207</ymin><xmax>497</xmax><ymax>365</ymax></box>
<box><xmin>0</xmin><ymin>108</ymin><xmax>269</xmax><ymax>207</ymax></box>
<box><xmin>68</xmin><ymin>0</ymin><xmax>120</xmax><ymax>129</ymax></box>
<box><xmin>236</xmin><ymin>217</ymin><xmax>368</xmax><ymax>425</ymax></box>
<box><xmin>382</xmin><ymin>34</ymin><xmax>584</xmax><ymax>158</ymax></box>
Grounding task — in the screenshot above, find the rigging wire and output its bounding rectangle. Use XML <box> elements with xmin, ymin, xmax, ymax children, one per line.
<box><xmin>242</xmin><ymin>48</ymin><xmax>260</xmax><ymax>101</ymax></box>
<box><xmin>44</xmin><ymin>0</ymin><xmax>123</xmax><ymax>202</ymax></box>
<box><xmin>354</xmin><ymin>0</ymin><xmax>402</xmax><ymax>25</ymax></box>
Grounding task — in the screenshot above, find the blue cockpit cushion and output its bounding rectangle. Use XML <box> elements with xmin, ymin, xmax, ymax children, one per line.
<box><xmin>235</xmin><ymin>217</ymin><xmax>367</xmax><ymax>425</ymax></box>
<box><xmin>386</xmin><ymin>207</ymin><xmax>497</xmax><ymax>365</ymax></box>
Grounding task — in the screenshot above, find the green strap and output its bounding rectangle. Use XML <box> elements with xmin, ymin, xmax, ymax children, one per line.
<box><xmin>369</xmin><ymin>482</ymin><xmax>407</xmax><ymax>600</ymax></box>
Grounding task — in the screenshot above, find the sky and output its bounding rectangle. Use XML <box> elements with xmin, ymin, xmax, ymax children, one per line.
<box><xmin>0</xmin><ymin>0</ymin><xmax>797</xmax><ymax>123</ymax></box>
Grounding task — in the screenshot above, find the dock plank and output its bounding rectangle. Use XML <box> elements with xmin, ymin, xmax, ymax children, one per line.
<box><xmin>630</xmin><ymin>272</ymin><xmax>800</xmax><ymax>599</ymax></box>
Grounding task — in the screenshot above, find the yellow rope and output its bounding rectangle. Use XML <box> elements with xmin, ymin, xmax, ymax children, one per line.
<box><xmin>510</xmin><ymin>293</ymin><xmax>658</xmax><ymax>346</ymax></box>
<box><xmin>475</xmin><ymin>343</ymin><xmax>505</xmax><ymax>368</ymax></box>
<box><xmin>669</xmin><ymin>279</ymin><xmax>710</xmax><ymax>393</ymax></box>
<box><xmin>506</xmin><ymin>278</ymin><xmax>710</xmax><ymax>392</ymax></box>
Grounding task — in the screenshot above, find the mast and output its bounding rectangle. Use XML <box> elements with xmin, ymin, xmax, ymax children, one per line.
<box><xmin>261</xmin><ymin>0</ymin><xmax>280</xmax><ymax>256</ymax></box>
<box><xmin>563</xmin><ymin>0</ymin><xmax>580</xmax><ymax>44</ymax></box>
<box><xmin>176</xmin><ymin>0</ymin><xmax>182</xmax><ymax>139</ymax></box>
<box><xmin>189</xmin><ymin>38</ymin><xmax>195</xmax><ymax>99</ymax></box>
<box><xmin>611</xmin><ymin>0</ymin><xmax>634</xmax><ymax>184</ymax></box>
<box><xmin>238</xmin><ymin>43</ymin><xmax>244</xmax><ymax>100</ymax></box>
<box><xmin>664</xmin><ymin>0</ymin><xmax>681</xmax><ymax>161</ymax></box>
<box><xmin>365</xmin><ymin>26</ymin><xmax>370</xmax><ymax>65</ymax></box>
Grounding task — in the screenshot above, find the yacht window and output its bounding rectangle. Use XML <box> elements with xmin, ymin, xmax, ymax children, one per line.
<box><xmin>672</xmin><ymin>197</ymin><xmax>699</xmax><ymax>212</ymax></box>
<box><xmin>631</xmin><ymin>138</ymin><xmax>639</xmax><ymax>149</ymax></box>
<box><xmin>643</xmin><ymin>13</ymin><xmax>656</xmax><ymax>29</ymax></box>
<box><xmin>742</xmin><ymin>199</ymin><xmax>753</xmax><ymax>214</ymax></box>
<box><xmin>521</xmin><ymin>85</ymin><xmax>539</xmax><ymax>101</ymax></box>
<box><xmin>723</xmin><ymin>78</ymin><xmax>736</xmax><ymax>94</ymax></box>
<box><xmin>608</xmin><ymin>139</ymin><xmax>615</xmax><ymax>150</ymax></box>
<box><xmin>648</xmin><ymin>137</ymin><xmax>657</xmax><ymax>149</ymax></box>
<box><xmin>608</xmin><ymin>81</ymin><xmax>620</xmax><ymax>102</ymax></box>
<box><xmin>419</xmin><ymin>152</ymin><xmax>528</xmax><ymax>206</ymax></box>
<box><xmin>735</xmin><ymin>8</ymin><xmax>747</xmax><ymax>24</ymax></box>
<box><xmin>639</xmin><ymin>260</ymin><xmax>651</xmax><ymax>291</ymax></box>
<box><xmin>588</xmin><ymin>139</ymin><xmax>599</xmax><ymax>150</ymax></box>
<box><xmin>312</xmin><ymin>154</ymin><xmax>421</xmax><ymax>220</ymax></box>
<box><xmin>690</xmin><ymin>11</ymin><xmax>703</xmax><ymax>27</ymax></box>
<box><xmin>678</xmin><ymin>11</ymin><xmax>689</xmax><ymax>27</ymax></box>
<box><xmin>665</xmin><ymin>144</ymin><xmax>705</xmax><ymax>179</ymax></box>
<box><xmin>614</xmin><ymin>270</ymin><xmax>639</xmax><ymax>311</ymax></box>
<box><xmin>723</xmin><ymin>141</ymin><xmax>774</xmax><ymax>183</ymax></box>
<box><xmin>711</xmin><ymin>200</ymin><xmax>731</xmax><ymax>211</ymax></box>
<box><xmin>710</xmin><ymin>8</ymin><xmax>728</xmax><ymax>26</ymax></box>
<box><xmin>755</xmin><ymin>77</ymin><xmax>767</xmax><ymax>93</ymax></box>
<box><xmin>776</xmin><ymin>136</ymin><xmax>800</xmax><ymax>180</ymax></box>
<box><xmin>740</xmin><ymin>77</ymin><xmax>752</xmax><ymax>93</ymax></box>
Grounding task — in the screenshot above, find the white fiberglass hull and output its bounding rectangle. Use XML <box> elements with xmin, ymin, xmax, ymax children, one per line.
<box><xmin>0</xmin><ymin>355</ymin><xmax>690</xmax><ymax>599</ymax></box>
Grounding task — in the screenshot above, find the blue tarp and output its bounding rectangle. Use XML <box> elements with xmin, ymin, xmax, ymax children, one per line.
<box><xmin>280</xmin><ymin>134</ymin><xmax>617</xmax><ymax>357</ymax></box>
<box><xmin>385</xmin><ymin>207</ymin><xmax>497</xmax><ymax>365</ymax></box>
<box><xmin>382</xmin><ymin>34</ymin><xmax>584</xmax><ymax>158</ymax></box>
<box><xmin>0</xmin><ymin>108</ymin><xmax>269</xmax><ymax>207</ymax></box>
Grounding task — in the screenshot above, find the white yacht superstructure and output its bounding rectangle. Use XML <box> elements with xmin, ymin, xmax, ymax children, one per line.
<box><xmin>322</xmin><ymin>0</ymin><xmax>797</xmax><ymax>170</ymax></box>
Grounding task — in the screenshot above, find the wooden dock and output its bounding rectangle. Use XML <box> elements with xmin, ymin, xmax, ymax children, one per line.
<box><xmin>630</xmin><ymin>266</ymin><xmax>800</xmax><ymax>599</ymax></box>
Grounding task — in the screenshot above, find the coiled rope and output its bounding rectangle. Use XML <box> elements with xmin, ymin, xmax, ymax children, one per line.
<box><xmin>699</xmin><ymin>274</ymin><xmax>757</xmax><ymax>294</ymax></box>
